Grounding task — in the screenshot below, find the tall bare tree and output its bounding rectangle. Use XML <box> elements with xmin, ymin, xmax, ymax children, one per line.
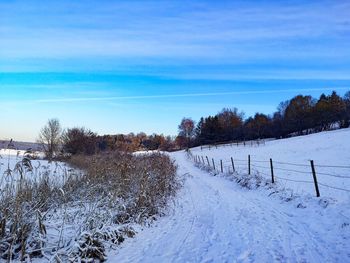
<box><xmin>37</xmin><ymin>118</ymin><xmax>62</xmax><ymax>160</ymax></box>
<box><xmin>178</xmin><ymin>118</ymin><xmax>195</xmax><ymax>148</ymax></box>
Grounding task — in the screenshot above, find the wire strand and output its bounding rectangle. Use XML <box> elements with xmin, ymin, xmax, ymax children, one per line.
<box><xmin>273</xmin><ymin>161</ymin><xmax>310</xmax><ymax>167</ymax></box>
<box><xmin>273</xmin><ymin>166</ymin><xmax>311</xmax><ymax>175</ymax></box>
<box><xmin>274</xmin><ymin>176</ymin><xmax>313</xmax><ymax>184</ymax></box>
<box><xmin>318</xmin><ymin>183</ymin><xmax>350</xmax><ymax>192</ymax></box>
<box><xmin>250</xmin><ymin>159</ymin><xmax>270</xmax><ymax>163</ymax></box>
<box><xmin>251</xmin><ymin>164</ymin><xmax>270</xmax><ymax>169</ymax></box>
<box><xmin>315</xmin><ymin>164</ymin><xmax>350</xmax><ymax>169</ymax></box>
<box><xmin>316</xmin><ymin>172</ymin><xmax>350</xmax><ymax>179</ymax></box>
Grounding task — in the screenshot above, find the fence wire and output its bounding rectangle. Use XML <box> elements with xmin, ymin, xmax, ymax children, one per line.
<box><xmin>318</xmin><ymin>182</ymin><xmax>350</xmax><ymax>193</ymax></box>
<box><xmin>191</xmin><ymin>152</ymin><xmax>350</xmax><ymax>196</ymax></box>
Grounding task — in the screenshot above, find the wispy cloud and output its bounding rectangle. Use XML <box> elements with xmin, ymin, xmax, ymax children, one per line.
<box><xmin>25</xmin><ymin>87</ymin><xmax>349</xmax><ymax>103</ymax></box>
<box><xmin>1</xmin><ymin>1</ymin><xmax>349</xmax><ymax>61</ymax></box>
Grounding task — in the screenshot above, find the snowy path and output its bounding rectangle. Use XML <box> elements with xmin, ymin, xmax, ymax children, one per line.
<box><xmin>108</xmin><ymin>151</ymin><xmax>350</xmax><ymax>263</ymax></box>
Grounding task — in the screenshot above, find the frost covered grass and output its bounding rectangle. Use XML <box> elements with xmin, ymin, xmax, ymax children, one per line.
<box><xmin>0</xmin><ymin>150</ymin><xmax>178</xmax><ymax>261</ymax></box>
<box><xmin>67</xmin><ymin>152</ymin><xmax>179</xmax><ymax>224</ymax></box>
<box><xmin>192</xmin><ymin>154</ymin><xmax>335</xmax><ymax>210</ymax></box>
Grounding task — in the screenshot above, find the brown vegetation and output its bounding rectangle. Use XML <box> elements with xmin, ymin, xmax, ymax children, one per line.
<box><xmin>0</xmin><ymin>151</ymin><xmax>178</xmax><ymax>261</ymax></box>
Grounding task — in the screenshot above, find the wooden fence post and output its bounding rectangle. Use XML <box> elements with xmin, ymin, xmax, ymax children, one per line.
<box><xmin>310</xmin><ymin>160</ymin><xmax>320</xmax><ymax>197</ymax></box>
<box><xmin>201</xmin><ymin>156</ymin><xmax>205</xmax><ymax>165</ymax></box>
<box><xmin>248</xmin><ymin>155</ymin><xmax>251</xmax><ymax>175</ymax></box>
<box><xmin>220</xmin><ymin>160</ymin><xmax>223</xmax><ymax>173</ymax></box>
<box><xmin>270</xmin><ymin>158</ymin><xmax>275</xmax><ymax>183</ymax></box>
<box><xmin>206</xmin><ymin>156</ymin><xmax>210</xmax><ymax>167</ymax></box>
<box><xmin>231</xmin><ymin>157</ymin><xmax>235</xmax><ymax>173</ymax></box>
<box><xmin>212</xmin><ymin>158</ymin><xmax>216</xmax><ymax>171</ymax></box>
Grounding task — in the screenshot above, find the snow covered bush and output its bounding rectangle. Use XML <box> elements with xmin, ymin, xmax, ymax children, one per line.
<box><xmin>0</xmin><ymin>151</ymin><xmax>178</xmax><ymax>261</ymax></box>
<box><xmin>68</xmin><ymin>151</ymin><xmax>179</xmax><ymax>222</ymax></box>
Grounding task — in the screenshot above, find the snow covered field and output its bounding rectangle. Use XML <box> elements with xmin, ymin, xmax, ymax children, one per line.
<box><xmin>108</xmin><ymin>150</ymin><xmax>350</xmax><ymax>262</ymax></box>
<box><xmin>191</xmin><ymin>128</ymin><xmax>350</xmax><ymax>202</ymax></box>
<box><xmin>0</xmin><ymin>148</ymin><xmax>72</xmax><ymax>189</ymax></box>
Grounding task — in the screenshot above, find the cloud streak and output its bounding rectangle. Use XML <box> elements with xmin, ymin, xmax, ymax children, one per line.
<box><xmin>30</xmin><ymin>87</ymin><xmax>349</xmax><ymax>103</ymax></box>
<box><xmin>1</xmin><ymin>1</ymin><xmax>350</xmax><ymax>61</ymax></box>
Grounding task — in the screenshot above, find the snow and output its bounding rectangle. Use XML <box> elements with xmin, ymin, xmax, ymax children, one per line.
<box><xmin>190</xmin><ymin>128</ymin><xmax>350</xmax><ymax>202</ymax></box>
<box><xmin>107</xmin><ymin>148</ymin><xmax>350</xmax><ymax>262</ymax></box>
<box><xmin>0</xmin><ymin>148</ymin><xmax>72</xmax><ymax>189</ymax></box>
<box><xmin>2</xmin><ymin>129</ymin><xmax>349</xmax><ymax>262</ymax></box>
<box><xmin>133</xmin><ymin>150</ymin><xmax>162</xmax><ymax>155</ymax></box>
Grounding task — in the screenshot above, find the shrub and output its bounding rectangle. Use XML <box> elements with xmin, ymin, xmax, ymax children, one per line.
<box><xmin>0</xmin><ymin>151</ymin><xmax>178</xmax><ymax>261</ymax></box>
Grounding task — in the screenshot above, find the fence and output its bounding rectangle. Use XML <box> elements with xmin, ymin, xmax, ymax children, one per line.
<box><xmin>189</xmin><ymin>152</ymin><xmax>350</xmax><ymax>197</ymax></box>
<box><xmin>199</xmin><ymin>139</ymin><xmax>274</xmax><ymax>151</ymax></box>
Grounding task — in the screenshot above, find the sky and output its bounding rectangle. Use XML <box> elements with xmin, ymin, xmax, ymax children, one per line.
<box><xmin>0</xmin><ymin>0</ymin><xmax>350</xmax><ymax>142</ymax></box>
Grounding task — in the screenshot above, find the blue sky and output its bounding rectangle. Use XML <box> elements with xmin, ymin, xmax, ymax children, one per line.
<box><xmin>1</xmin><ymin>0</ymin><xmax>350</xmax><ymax>141</ymax></box>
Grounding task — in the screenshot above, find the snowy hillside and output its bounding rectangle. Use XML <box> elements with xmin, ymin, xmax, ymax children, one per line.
<box><xmin>191</xmin><ymin>128</ymin><xmax>350</xmax><ymax>202</ymax></box>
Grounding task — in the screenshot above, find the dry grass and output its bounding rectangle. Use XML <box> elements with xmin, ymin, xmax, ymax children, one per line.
<box><xmin>0</xmin><ymin>150</ymin><xmax>178</xmax><ymax>261</ymax></box>
<box><xmin>67</xmin><ymin>151</ymin><xmax>179</xmax><ymax>223</ymax></box>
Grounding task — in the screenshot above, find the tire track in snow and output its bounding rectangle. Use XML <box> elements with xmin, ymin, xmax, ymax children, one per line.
<box><xmin>177</xmin><ymin>173</ymin><xmax>198</xmax><ymax>254</ymax></box>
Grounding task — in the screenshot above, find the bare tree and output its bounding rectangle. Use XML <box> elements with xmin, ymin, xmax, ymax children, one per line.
<box><xmin>178</xmin><ymin>118</ymin><xmax>195</xmax><ymax>148</ymax></box>
<box><xmin>37</xmin><ymin>118</ymin><xmax>62</xmax><ymax>160</ymax></box>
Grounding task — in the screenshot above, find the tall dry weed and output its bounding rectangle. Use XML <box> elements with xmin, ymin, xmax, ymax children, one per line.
<box><xmin>0</xmin><ymin>150</ymin><xmax>178</xmax><ymax>261</ymax></box>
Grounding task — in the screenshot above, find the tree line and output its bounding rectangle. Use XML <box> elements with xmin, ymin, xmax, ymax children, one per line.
<box><xmin>177</xmin><ymin>90</ymin><xmax>350</xmax><ymax>147</ymax></box>
<box><xmin>37</xmin><ymin>90</ymin><xmax>350</xmax><ymax>158</ymax></box>
<box><xmin>37</xmin><ymin>120</ymin><xmax>178</xmax><ymax>159</ymax></box>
